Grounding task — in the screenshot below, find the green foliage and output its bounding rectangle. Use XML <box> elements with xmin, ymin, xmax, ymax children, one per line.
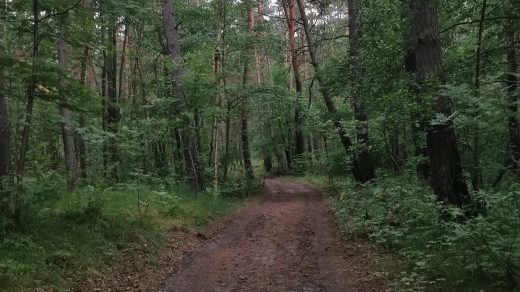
<box><xmin>0</xmin><ymin>183</ymin><xmax>241</xmax><ymax>291</ymax></box>
<box><xmin>219</xmin><ymin>176</ymin><xmax>264</xmax><ymax>198</ymax></box>
<box><xmin>331</xmin><ymin>174</ymin><xmax>520</xmax><ymax>291</ymax></box>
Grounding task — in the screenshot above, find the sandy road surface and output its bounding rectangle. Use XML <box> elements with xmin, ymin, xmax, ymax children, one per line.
<box><xmin>159</xmin><ymin>178</ymin><xmax>384</xmax><ymax>292</ymax></box>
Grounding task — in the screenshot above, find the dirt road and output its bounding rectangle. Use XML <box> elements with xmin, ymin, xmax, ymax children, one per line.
<box><xmin>159</xmin><ymin>178</ymin><xmax>384</xmax><ymax>292</ymax></box>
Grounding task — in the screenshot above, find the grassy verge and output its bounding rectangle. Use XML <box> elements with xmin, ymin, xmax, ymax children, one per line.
<box><xmin>298</xmin><ymin>173</ymin><xmax>520</xmax><ymax>292</ymax></box>
<box><xmin>0</xmin><ymin>182</ymin><xmax>244</xmax><ymax>291</ymax></box>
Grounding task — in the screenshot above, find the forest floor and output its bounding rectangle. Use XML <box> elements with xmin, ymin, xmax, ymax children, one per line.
<box><xmin>156</xmin><ymin>178</ymin><xmax>388</xmax><ymax>292</ymax></box>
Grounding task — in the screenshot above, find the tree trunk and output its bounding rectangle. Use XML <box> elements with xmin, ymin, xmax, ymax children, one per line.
<box><xmin>57</xmin><ymin>19</ymin><xmax>80</xmax><ymax>189</ymax></box>
<box><xmin>78</xmin><ymin>46</ymin><xmax>89</xmax><ymax>178</ymax></box>
<box><xmin>470</xmin><ymin>0</ymin><xmax>487</xmax><ymax>191</ymax></box>
<box><xmin>161</xmin><ymin>0</ymin><xmax>204</xmax><ymax>191</ymax></box>
<box><xmin>118</xmin><ymin>22</ymin><xmax>129</xmax><ymax>101</ymax></box>
<box><xmin>211</xmin><ymin>1</ymin><xmax>224</xmax><ymax>190</ymax></box>
<box><xmin>17</xmin><ymin>0</ymin><xmax>39</xmax><ymax>180</ymax></box>
<box><xmin>240</xmin><ymin>6</ymin><xmax>255</xmax><ymax>180</ymax></box>
<box><xmin>282</xmin><ymin>0</ymin><xmax>305</xmax><ymax>157</ymax></box>
<box><xmin>172</xmin><ymin>128</ymin><xmax>184</xmax><ymax>180</ymax></box>
<box><xmin>0</xmin><ymin>0</ymin><xmax>10</xmax><ymax>188</ymax></box>
<box><xmin>347</xmin><ymin>0</ymin><xmax>375</xmax><ymax>182</ymax></box>
<box><xmin>410</xmin><ymin>0</ymin><xmax>470</xmax><ymax>208</ymax></box>
<box><xmin>505</xmin><ymin>3</ymin><xmax>520</xmax><ymax>169</ymax></box>
<box><xmin>106</xmin><ymin>19</ymin><xmax>120</xmax><ymax>180</ymax></box>
<box><xmin>271</xmin><ymin>125</ymin><xmax>289</xmax><ymax>174</ymax></box>
<box><xmin>223</xmin><ymin>104</ymin><xmax>231</xmax><ymax>180</ymax></box>
<box><xmin>296</xmin><ymin>0</ymin><xmax>356</xmax><ymax>175</ymax></box>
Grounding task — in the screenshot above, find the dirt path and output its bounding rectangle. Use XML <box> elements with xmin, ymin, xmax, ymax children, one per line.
<box><xmin>159</xmin><ymin>178</ymin><xmax>385</xmax><ymax>292</ymax></box>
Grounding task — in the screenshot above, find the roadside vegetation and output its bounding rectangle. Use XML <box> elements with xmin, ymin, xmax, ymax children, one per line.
<box><xmin>0</xmin><ymin>181</ymin><xmax>246</xmax><ymax>291</ymax></box>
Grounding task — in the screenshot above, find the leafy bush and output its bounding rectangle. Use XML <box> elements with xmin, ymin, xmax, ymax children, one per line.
<box><xmin>219</xmin><ymin>176</ymin><xmax>264</xmax><ymax>198</ymax></box>
<box><xmin>331</xmin><ymin>174</ymin><xmax>520</xmax><ymax>291</ymax></box>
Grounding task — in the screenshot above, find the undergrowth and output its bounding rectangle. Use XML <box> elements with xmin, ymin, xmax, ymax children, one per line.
<box><xmin>0</xmin><ymin>176</ymin><xmax>255</xmax><ymax>291</ymax></box>
<box><xmin>327</xmin><ymin>172</ymin><xmax>520</xmax><ymax>291</ymax></box>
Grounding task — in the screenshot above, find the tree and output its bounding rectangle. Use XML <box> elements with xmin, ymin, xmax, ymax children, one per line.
<box><xmin>410</xmin><ymin>0</ymin><xmax>470</xmax><ymax>208</ymax></box>
<box><xmin>240</xmin><ymin>4</ymin><xmax>255</xmax><ymax>180</ymax></box>
<box><xmin>0</xmin><ymin>0</ymin><xmax>9</xmax><ymax>189</ymax></box>
<box><xmin>282</xmin><ymin>0</ymin><xmax>305</xmax><ymax>157</ymax></box>
<box><xmin>347</xmin><ymin>0</ymin><xmax>375</xmax><ymax>182</ymax></box>
<box><xmin>57</xmin><ymin>16</ymin><xmax>80</xmax><ymax>188</ymax></box>
<box><xmin>505</xmin><ymin>0</ymin><xmax>520</xmax><ymax>170</ymax></box>
<box><xmin>160</xmin><ymin>0</ymin><xmax>204</xmax><ymax>191</ymax></box>
<box><xmin>296</xmin><ymin>0</ymin><xmax>357</xmax><ymax>179</ymax></box>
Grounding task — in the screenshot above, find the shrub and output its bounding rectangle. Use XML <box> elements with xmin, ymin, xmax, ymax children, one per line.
<box><xmin>331</xmin><ymin>174</ymin><xmax>520</xmax><ymax>291</ymax></box>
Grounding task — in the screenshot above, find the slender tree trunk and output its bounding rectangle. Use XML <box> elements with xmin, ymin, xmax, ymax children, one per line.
<box><xmin>505</xmin><ymin>3</ymin><xmax>520</xmax><ymax>170</ymax></box>
<box><xmin>77</xmin><ymin>46</ymin><xmax>89</xmax><ymax>178</ymax></box>
<box><xmin>106</xmin><ymin>19</ymin><xmax>120</xmax><ymax>180</ymax></box>
<box><xmin>161</xmin><ymin>0</ymin><xmax>204</xmax><ymax>191</ymax></box>
<box><xmin>223</xmin><ymin>104</ymin><xmax>231</xmax><ymax>180</ymax></box>
<box><xmin>471</xmin><ymin>0</ymin><xmax>487</xmax><ymax>191</ymax></box>
<box><xmin>347</xmin><ymin>0</ymin><xmax>375</xmax><ymax>182</ymax></box>
<box><xmin>17</xmin><ymin>0</ymin><xmax>39</xmax><ymax>180</ymax></box>
<box><xmin>57</xmin><ymin>18</ymin><xmax>80</xmax><ymax>189</ymax></box>
<box><xmin>101</xmin><ymin>47</ymin><xmax>109</xmax><ymax>174</ymax></box>
<box><xmin>271</xmin><ymin>123</ymin><xmax>289</xmax><ymax>174</ymax></box>
<box><xmin>118</xmin><ymin>22</ymin><xmax>129</xmax><ymax>101</ymax></box>
<box><xmin>240</xmin><ymin>6</ymin><xmax>255</xmax><ymax>180</ymax></box>
<box><xmin>172</xmin><ymin>128</ymin><xmax>184</xmax><ymax>180</ymax></box>
<box><xmin>296</xmin><ymin>0</ymin><xmax>356</xmax><ymax>175</ymax></box>
<box><xmin>211</xmin><ymin>1</ymin><xmax>224</xmax><ymax>190</ymax></box>
<box><xmin>0</xmin><ymin>0</ymin><xmax>10</xmax><ymax>188</ymax></box>
<box><xmin>282</xmin><ymin>0</ymin><xmax>305</xmax><ymax>157</ymax></box>
<box><xmin>410</xmin><ymin>0</ymin><xmax>470</xmax><ymax>208</ymax></box>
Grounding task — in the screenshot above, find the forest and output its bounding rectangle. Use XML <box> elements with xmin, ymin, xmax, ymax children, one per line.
<box><xmin>0</xmin><ymin>0</ymin><xmax>520</xmax><ymax>291</ymax></box>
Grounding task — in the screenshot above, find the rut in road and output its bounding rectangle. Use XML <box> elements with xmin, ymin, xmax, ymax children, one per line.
<box><xmin>159</xmin><ymin>178</ymin><xmax>384</xmax><ymax>292</ymax></box>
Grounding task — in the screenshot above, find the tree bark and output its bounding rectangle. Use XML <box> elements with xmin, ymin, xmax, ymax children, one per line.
<box><xmin>77</xmin><ymin>46</ymin><xmax>89</xmax><ymax>178</ymax></box>
<box><xmin>296</xmin><ymin>0</ymin><xmax>356</xmax><ymax>175</ymax></box>
<box><xmin>223</xmin><ymin>104</ymin><xmax>231</xmax><ymax>180</ymax></box>
<box><xmin>240</xmin><ymin>6</ymin><xmax>255</xmax><ymax>180</ymax></box>
<box><xmin>505</xmin><ymin>2</ymin><xmax>520</xmax><ymax>169</ymax></box>
<box><xmin>161</xmin><ymin>0</ymin><xmax>204</xmax><ymax>191</ymax></box>
<box><xmin>210</xmin><ymin>0</ymin><xmax>224</xmax><ymax>190</ymax></box>
<box><xmin>470</xmin><ymin>0</ymin><xmax>487</xmax><ymax>191</ymax></box>
<box><xmin>410</xmin><ymin>0</ymin><xmax>470</xmax><ymax>208</ymax></box>
<box><xmin>282</xmin><ymin>0</ymin><xmax>305</xmax><ymax>157</ymax></box>
<box><xmin>347</xmin><ymin>0</ymin><xmax>375</xmax><ymax>182</ymax></box>
<box><xmin>0</xmin><ymin>0</ymin><xmax>10</xmax><ymax>187</ymax></box>
<box><xmin>17</xmin><ymin>0</ymin><xmax>39</xmax><ymax>180</ymax></box>
<box><xmin>106</xmin><ymin>18</ymin><xmax>120</xmax><ymax>180</ymax></box>
<box><xmin>57</xmin><ymin>18</ymin><xmax>80</xmax><ymax>189</ymax></box>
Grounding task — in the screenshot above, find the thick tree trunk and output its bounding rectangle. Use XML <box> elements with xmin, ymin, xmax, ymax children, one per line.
<box><xmin>240</xmin><ymin>7</ymin><xmax>255</xmax><ymax>180</ymax></box>
<box><xmin>282</xmin><ymin>0</ymin><xmax>305</xmax><ymax>157</ymax></box>
<box><xmin>347</xmin><ymin>0</ymin><xmax>375</xmax><ymax>182</ymax></box>
<box><xmin>296</xmin><ymin>0</ymin><xmax>356</xmax><ymax>174</ymax></box>
<box><xmin>57</xmin><ymin>22</ymin><xmax>80</xmax><ymax>189</ymax></box>
<box><xmin>161</xmin><ymin>0</ymin><xmax>204</xmax><ymax>191</ymax></box>
<box><xmin>410</xmin><ymin>0</ymin><xmax>470</xmax><ymax>208</ymax></box>
<box><xmin>505</xmin><ymin>5</ymin><xmax>520</xmax><ymax>169</ymax></box>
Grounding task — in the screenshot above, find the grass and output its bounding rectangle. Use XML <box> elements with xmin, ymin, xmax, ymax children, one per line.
<box><xmin>0</xmin><ymin>182</ymin><xmax>243</xmax><ymax>291</ymax></box>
